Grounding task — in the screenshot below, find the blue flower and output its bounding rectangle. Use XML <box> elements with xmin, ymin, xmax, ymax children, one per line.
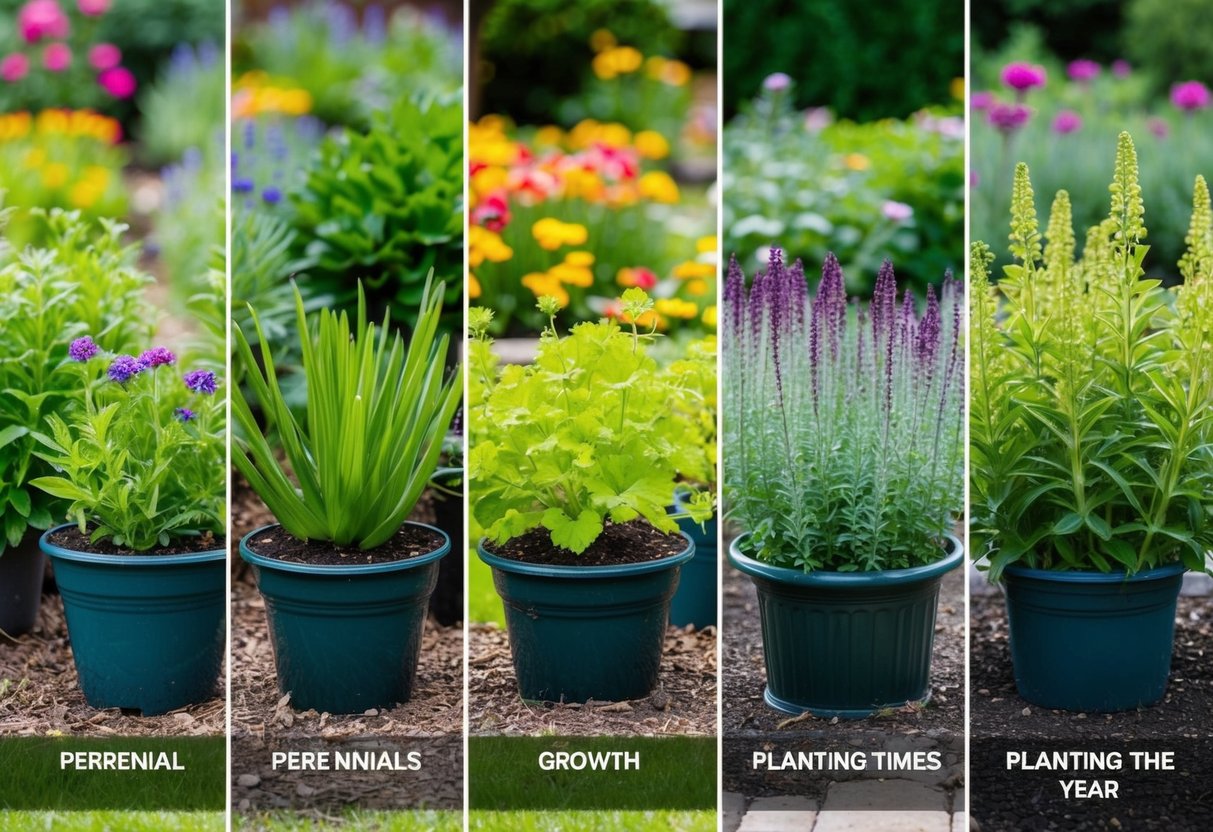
<box><xmin>183</xmin><ymin>369</ymin><xmax>217</xmax><ymax>395</ymax></box>
<box><xmin>69</xmin><ymin>336</ymin><xmax>99</xmax><ymax>362</ymax></box>
<box><xmin>175</xmin><ymin>407</ymin><xmax>196</xmax><ymax>422</ymax></box>
<box><xmin>107</xmin><ymin>355</ymin><xmax>144</xmax><ymax>384</ymax></box>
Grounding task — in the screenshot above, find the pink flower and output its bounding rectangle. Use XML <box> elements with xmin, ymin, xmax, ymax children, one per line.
<box><xmin>0</xmin><ymin>53</ymin><xmax>29</xmax><ymax>82</ymax></box>
<box><xmin>1171</xmin><ymin>81</ymin><xmax>1211</xmax><ymax>112</ymax></box>
<box><xmin>18</xmin><ymin>0</ymin><xmax>69</xmax><ymax>43</ymax></box>
<box><xmin>987</xmin><ymin>102</ymin><xmax>1032</xmax><ymax>133</ymax></box>
<box><xmin>98</xmin><ymin>65</ymin><xmax>137</xmax><ymax>99</ymax></box>
<box><xmin>1112</xmin><ymin>59</ymin><xmax>1131</xmax><ymax>78</ymax></box>
<box><xmin>88</xmin><ymin>42</ymin><xmax>121</xmax><ymax>70</ymax></box>
<box><xmin>971</xmin><ymin>91</ymin><xmax>995</xmax><ymax>111</ymax></box>
<box><xmin>77</xmin><ymin>0</ymin><xmax>109</xmax><ymax>15</ymax></box>
<box><xmin>1066</xmin><ymin>59</ymin><xmax>1100</xmax><ymax>83</ymax></box>
<box><xmin>43</xmin><ymin>42</ymin><xmax>71</xmax><ymax>72</ymax></box>
<box><xmin>882</xmin><ymin>200</ymin><xmax>913</xmax><ymax>223</ymax></box>
<box><xmin>1147</xmin><ymin>117</ymin><xmax>1170</xmax><ymax>139</ymax></box>
<box><xmin>1001</xmin><ymin>62</ymin><xmax>1047</xmax><ymax>94</ymax></box>
<box><xmin>1052</xmin><ymin>110</ymin><xmax>1082</xmax><ymax>135</ymax></box>
<box><xmin>762</xmin><ymin>72</ymin><xmax>791</xmax><ymax>92</ymax></box>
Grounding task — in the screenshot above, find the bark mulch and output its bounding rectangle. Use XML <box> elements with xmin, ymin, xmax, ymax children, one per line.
<box><xmin>0</xmin><ymin>594</ymin><xmax>225</xmax><ymax>737</ymax></box>
<box><xmin>468</xmin><ymin>622</ymin><xmax>717</xmax><ymax>736</ymax></box>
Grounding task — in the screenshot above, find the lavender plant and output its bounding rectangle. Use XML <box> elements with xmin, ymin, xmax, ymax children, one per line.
<box><xmin>723</xmin><ymin>248</ymin><xmax>964</xmax><ymax>571</ymax></box>
<box><xmin>970</xmin><ymin>132</ymin><xmax>1213</xmax><ymax>579</ymax></box>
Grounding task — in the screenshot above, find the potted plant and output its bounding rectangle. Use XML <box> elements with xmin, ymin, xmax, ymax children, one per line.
<box><xmin>469</xmin><ymin>291</ymin><xmax>711</xmax><ymax>702</ymax></box>
<box><xmin>31</xmin><ymin>338</ymin><xmax>225</xmax><ymax>716</ymax></box>
<box><xmin>234</xmin><ymin>278</ymin><xmax>462</xmax><ymax>715</ymax></box>
<box><xmin>970</xmin><ymin>132</ymin><xmax>1213</xmax><ymax>712</ymax></box>
<box><xmin>724</xmin><ymin>247</ymin><xmax>964</xmax><ymax>717</ymax></box>
<box><xmin>0</xmin><ymin>212</ymin><xmax>152</xmax><ymax>636</ymax></box>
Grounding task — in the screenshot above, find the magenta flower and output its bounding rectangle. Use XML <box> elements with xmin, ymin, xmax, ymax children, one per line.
<box><xmin>183</xmin><ymin>369</ymin><xmax>216</xmax><ymax>395</ymax></box>
<box><xmin>1066</xmin><ymin>59</ymin><xmax>1100</xmax><ymax>83</ymax></box>
<box><xmin>174</xmin><ymin>408</ymin><xmax>196</xmax><ymax>423</ymax></box>
<box><xmin>69</xmin><ymin>336</ymin><xmax>98</xmax><ymax>362</ymax></box>
<box><xmin>77</xmin><ymin>0</ymin><xmax>110</xmax><ymax>15</ymax></box>
<box><xmin>43</xmin><ymin>42</ymin><xmax>71</xmax><ymax>72</ymax></box>
<box><xmin>98</xmin><ymin>66</ymin><xmax>136</xmax><ymax>99</ymax></box>
<box><xmin>1112</xmin><ymin>59</ymin><xmax>1131</xmax><ymax>78</ymax></box>
<box><xmin>88</xmin><ymin>42</ymin><xmax>120</xmax><ymax>70</ymax></box>
<box><xmin>1147</xmin><ymin>117</ymin><xmax>1170</xmax><ymax>139</ymax></box>
<box><xmin>882</xmin><ymin>201</ymin><xmax>913</xmax><ymax>223</ymax></box>
<box><xmin>763</xmin><ymin>72</ymin><xmax>791</xmax><ymax>92</ymax></box>
<box><xmin>971</xmin><ymin>91</ymin><xmax>995</xmax><ymax>111</ymax></box>
<box><xmin>0</xmin><ymin>53</ymin><xmax>29</xmax><ymax>83</ymax></box>
<box><xmin>1052</xmin><ymin>110</ymin><xmax>1083</xmax><ymax>135</ymax></box>
<box><xmin>107</xmin><ymin>355</ymin><xmax>144</xmax><ymax>384</ymax></box>
<box><xmin>1001</xmin><ymin>62</ymin><xmax>1047</xmax><ymax>94</ymax></box>
<box><xmin>987</xmin><ymin>102</ymin><xmax>1031</xmax><ymax>133</ymax></box>
<box><xmin>18</xmin><ymin>0</ymin><xmax>69</xmax><ymax>43</ymax></box>
<box><xmin>1171</xmin><ymin>81</ymin><xmax>1211</xmax><ymax>112</ymax></box>
<box><xmin>139</xmin><ymin>346</ymin><xmax>177</xmax><ymax>368</ymax></box>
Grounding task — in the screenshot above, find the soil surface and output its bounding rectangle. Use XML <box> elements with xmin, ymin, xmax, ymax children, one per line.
<box><xmin>483</xmin><ymin>519</ymin><xmax>687</xmax><ymax>566</ymax></box>
<box><xmin>47</xmin><ymin>525</ymin><xmax>226</xmax><ymax>556</ymax></box>
<box><xmin>0</xmin><ymin>594</ymin><xmax>224</xmax><ymax>736</ymax></box>
<box><xmin>244</xmin><ymin>523</ymin><xmax>446</xmax><ymax>567</ymax></box>
<box><xmin>468</xmin><ymin>622</ymin><xmax>717</xmax><ymax>736</ymax></box>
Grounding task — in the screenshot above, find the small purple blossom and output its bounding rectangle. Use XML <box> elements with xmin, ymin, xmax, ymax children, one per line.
<box><xmin>763</xmin><ymin>72</ymin><xmax>791</xmax><ymax>92</ymax></box>
<box><xmin>175</xmin><ymin>407</ymin><xmax>196</xmax><ymax>422</ymax></box>
<box><xmin>971</xmin><ymin>91</ymin><xmax>995</xmax><ymax>111</ymax></box>
<box><xmin>1171</xmin><ymin>81</ymin><xmax>1211</xmax><ymax>112</ymax></box>
<box><xmin>183</xmin><ymin>369</ymin><xmax>217</xmax><ymax>395</ymax></box>
<box><xmin>1052</xmin><ymin>110</ymin><xmax>1083</xmax><ymax>135</ymax></box>
<box><xmin>1001</xmin><ymin>62</ymin><xmax>1047</xmax><ymax>94</ymax></box>
<box><xmin>987</xmin><ymin>102</ymin><xmax>1031</xmax><ymax>133</ymax></box>
<box><xmin>1112</xmin><ymin>59</ymin><xmax>1131</xmax><ymax>78</ymax></box>
<box><xmin>69</xmin><ymin>336</ymin><xmax>98</xmax><ymax>362</ymax></box>
<box><xmin>803</xmin><ymin>107</ymin><xmax>833</xmax><ymax>132</ymax></box>
<box><xmin>107</xmin><ymin>355</ymin><xmax>144</xmax><ymax>384</ymax></box>
<box><xmin>261</xmin><ymin>186</ymin><xmax>282</xmax><ymax>205</ymax></box>
<box><xmin>139</xmin><ymin>346</ymin><xmax>177</xmax><ymax>368</ymax></box>
<box><xmin>1147</xmin><ymin>117</ymin><xmax>1170</xmax><ymax>139</ymax></box>
<box><xmin>232</xmin><ymin>177</ymin><xmax>255</xmax><ymax>194</ymax></box>
<box><xmin>1066</xmin><ymin>59</ymin><xmax>1100</xmax><ymax>83</ymax></box>
<box><xmin>882</xmin><ymin>201</ymin><xmax>913</xmax><ymax>223</ymax></box>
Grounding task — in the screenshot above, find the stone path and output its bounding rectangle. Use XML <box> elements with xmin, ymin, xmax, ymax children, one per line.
<box><xmin>726</xmin><ymin>783</ymin><xmax>966</xmax><ymax>832</ymax></box>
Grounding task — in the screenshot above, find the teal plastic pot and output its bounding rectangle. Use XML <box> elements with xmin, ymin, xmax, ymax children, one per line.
<box><xmin>478</xmin><ymin>533</ymin><xmax>693</xmax><ymax>702</ymax></box>
<box><xmin>0</xmin><ymin>530</ymin><xmax>46</xmax><ymax>636</ymax></box>
<box><xmin>1003</xmin><ymin>562</ymin><xmax>1185</xmax><ymax>712</ymax></box>
<box><xmin>729</xmin><ymin>533</ymin><xmax>963</xmax><ymax>718</ymax></box>
<box><xmin>40</xmin><ymin>524</ymin><xmax>224</xmax><ymax>715</ymax></box>
<box><xmin>240</xmin><ymin>522</ymin><xmax>449</xmax><ymax>714</ymax></box>
<box><xmin>669</xmin><ymin>489</ymin><xmax>717</xmax><ymax>628</ymax></box>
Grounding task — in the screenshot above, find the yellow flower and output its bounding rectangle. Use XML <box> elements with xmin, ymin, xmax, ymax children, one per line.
<box><xmin>532</xmin><ymin>218</ymin><xmax>588</xmax><ymax>250</ymax></box>
<box><xmin>565</xmin><ymin>251</ymin><xmax>595</xmax><ymax>267</ymax></box>
<box><xmin>562</xmin><ymin>168</ymin><xmax>605</xmax><ymax>202</ymax></box>
<box><xmin>673</xmin><ymin>260</ymin><xmax>715</xmax><ymax>280</ymax></box>
<box><xmin>951</xmin><ymin>77</ymin><xmax>966</xmax><ymax>101</ymax></box>
<box><xmin>648</xmin><ymin>57</ymin><xmax>691</xmax><ymax>86</ymax></box>
<box><xmin>22</xmin><ymin>147</ymin><xmax>46</xmax><ymax>168</ymax></box>
<box><xmin>696</xmin><ymin>235</ymin><xmax>718</xmax><ymax>254</ymax></box>
<box><xmin>843</xmin><ymin>153</ymin><xmax>870</xmax><ymax>171</ymax></box>
<box><xmin>597</xmin><ymin>122</ymin><xmax>632</xmax><ymax>149</ymax></box>
<box><xmin>534</xmin><ymin>125</ymin><xmax>564</xmax><ymax>147</ymax></box>
<box><xmin>82</xmin><ymin>165</ymin><xmax>110</xmax><ymax>187</ymax></box>
<box><xmin>655</xmin><ymin>298</ymin><xmax>699</xmax><ymax>319</ymax></box>
<box><xmin>521</xmin><ymin>272</ymin><xmax>569</xmax><ymax>307</ymax></box>
<box><xmin>702</xmin><ymin>305</ymin><xmax>717</xmax><ymax>328</ymax></box>
<box><xmin>550</xmin><ymin>263</ymin><xmax>594</xmax><ymax>288</ymax></box>
<box><xmin>686</xmin><ymin>279</ymin><xmax>708</xmax><ymax>297</ymax></box>
<box><xmin>468</xmin><ymin>272</ymin><xmax>481</xmax><ymax>299</ymax></box>
<box><xmin>42</xmin><ymin>163</ymin><xmax>69</xmax><ymax>189</ymax></box>
<box><xmin>469</xmin><ymin>226</ymin><xmax>514</xmax><ymax>267</ymax></box>
<box><xmin>471</xmin><ymin>165</ymin><xmax>508</xmax><ymax>198</ymax></box>
<box><xmin>634</xmin><ymin>130</ymin><xmax>669</xmax><ymax>160</ymax></box>
<box><xmin>589</xmin><ymin>29</ymin><xmax>617</xmax><ymax>53</ymax></box>
<box><xmin>639</xmin><ymin>171</ymin><xmax>679</xmax><ymax>204</ymax></box>
<box><xmin>69</xmin><ymin>180</ymin><xmax>103</xmax><ymax>210</ymax></box>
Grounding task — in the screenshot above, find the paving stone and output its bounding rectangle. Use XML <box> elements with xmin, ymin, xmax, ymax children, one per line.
<box><xmin>951</xmin><ymin>810</ymin><xmax>967</xmax><ymax>832</ymax></box>
<box><xmin>737</xmin><ymin>795</ymin><xmax>819</xmax><ymax>831</ymax></box>
<box><xmin>815</xmin><ymin>779</ymin><xmax>950</xmax><ymax>832</ymax></box>
<box><xmin>723</xmin><ymin>790</ymin><xmax>748</xmax><ymax>832</ymax></box>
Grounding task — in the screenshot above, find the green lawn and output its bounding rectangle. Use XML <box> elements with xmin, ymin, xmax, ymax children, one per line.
<box><xmin>470</xmin><ymin>810</ymin><xmax>716</xmax><ymax>831</ymax></box>
<box><xmin>2</xmin><ymin>812</ymin><xmax>224</xmax><ymax>831</ymax></box>
<box><xmin>236</xmin><ymin>810</ymin><xmax>461</xmax><ymax>831</ymax></box>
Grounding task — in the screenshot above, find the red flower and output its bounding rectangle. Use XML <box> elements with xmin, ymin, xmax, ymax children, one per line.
<box><xmin>472</xmin><ymin>191</ymin><xmax>511</xmax><ymax>232</ymax></box>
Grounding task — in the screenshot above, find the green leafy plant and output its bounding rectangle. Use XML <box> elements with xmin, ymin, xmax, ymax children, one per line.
<box><xmin>723</xmin><ymin>248</ymin><xmax>964</xmax><ymax>571</ymax></box>
<box><xmin>31</xmin><ymin>344</ymin><xmax>224</xmax><ymax>551</ymax></box>
<box><xmin>137</xmin><ymin>42</ymin><xmax>225</xmax><ymax>166</ymax></box>
<box><xmin>290</xmin><ymin>93</ymin><xmax>463</xmax><ymax>332</ymax></box>
<box><xmin>233</xmin><ymin>277</ymin><xmax>462</xmax><ymax>550</ymax></box>
<box><xmin>970</xmin><ymin>132</ymin><xmax>1213</xmax><ymax>578</ymax></box>
<box><xmin>0</xmin><ymin>210</ymin><xmax>153</xmax><ymax>554</ymax></box>
<box><xmin>468</xmin><ymin>290</ymin><xmax>712</xmax><ymax>555</ymax></box>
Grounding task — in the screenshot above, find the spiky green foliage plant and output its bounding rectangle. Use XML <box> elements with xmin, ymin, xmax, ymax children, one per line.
<box><xmin>233</xmin><ymin>277</ymin><xmax>462</xmax><ymax>550</ymax></box>
<box><xmin>970</xmin><ymin>132</ymin><xmax>1213</xmax><ymax>579</ymax></box>
<box><xmin>723</xmin><ymin>248</ymin><xmax>964</xmax><ymax>572</ymax></box>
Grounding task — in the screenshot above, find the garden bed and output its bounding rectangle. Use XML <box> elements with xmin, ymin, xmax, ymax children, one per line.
<box><xmin>0</xmin><ymin>596</ymin><xmax>224</xmax><ymax>737</ymax></box>
<box><xmin>468</xmin><ymin>623</ymin><xmax>716</xmax><ymax>736</ymax></box>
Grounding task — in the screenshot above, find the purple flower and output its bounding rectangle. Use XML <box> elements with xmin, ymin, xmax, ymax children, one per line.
<box><xmin>261</xmin><ymin>186</ymin><xmax>282</xmax><ymax>205</ymax></box>
<box><xmin>1147</xmin><ymin>117</ymin><xmax>1170</xmax><ymax>139</ymax></box>
<box><xmin>1112</xmin><ymin>59</ymin><xmax>1131</xmax><ymax>78</ymax></box>
<box><xmin>1052</xmin><ymin>110</ymin><xmax>1083</xmax><ymax>135</ymax></box>
<box><xmin>882</xmin><ymin>201</ymin><xmax>913</xmax><ymax>223</ymax></box>
<box><xmin>803</xmin><ymin>107</ymin><xmax>833</xmax><ymax>132</ymax></box>
<box><xmin>232</xmin><ymin>177</ymin><xmax>255</xmax><ymax>194</ymax></box>
<box><xmin>1001</xmin><ymin>62</ymin><xmax>1047</xmax><ymax>94</ymax></box>
<box><xmin>69</xmin><ymin>336</ymin><xmax>98</xmax><ymax>362</ymax></box>
<box><xmin>1066</xmin><ymin>59</ymin><xmax>1100</xmax><ymax>83</ymax></box>
<box><xmin>139</xmin><ymin>346</ymin><xmax>177</xmax><ymax>368</ymax></box>
<box><xmin>107</xmin><ymin>355</ymin><xmax>144</xmax><ymax>384</ymax></box>
<box><xmin>175</xmin><ymin>407</ymin><xmax>196</xmax><ymax>422</ymax></box>
<box><xmin>763</xmin><ymin>72</ymin><xmax>792</xmax><ymax>92</ymax></box>
<box><xmin>971</xmin><ymin>91</ymin><xmax>995</xmax><ymax>111</ymax></box>
<box><xmin>1171</xmin><ymin>81</ymin><xmax>1211</xmax><ymax>112</ymax></box>
<box><xmin>987</xmin><ymin>102</ymin><xmax>1031</xmax><ymax>133</ymax></box>
<box><xmin>183</xmin><ymin>369</ymin><xmax>217</xmax><ymax>395</ymax></box>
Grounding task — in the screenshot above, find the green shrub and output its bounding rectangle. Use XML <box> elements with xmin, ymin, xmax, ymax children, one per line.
<box><xmin>1125</xmin><ymin>0</ymin><xmax>1213</xmax><ymax>95</ymax></box>
<box><xmin>138</xmin><ymin>42</ymin><xmax>225</xmax><ymax>166</ymax></box>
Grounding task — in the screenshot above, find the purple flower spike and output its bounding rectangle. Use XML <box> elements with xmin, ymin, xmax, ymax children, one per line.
<box><xmin>139</xmin><ymin>346</ymin><xmax>177</xmax><ymax>368</ymax></box>
<box><xmin>1001</xmin><ymin>62</ymin><xmax>1047</xmax><ymax>93</ymax></box>
<box><xmin>69</xmin><ymin>336</ymin><xmax>99</xmax><ymax>362</ymax></box>
<box><xmin>107</xmin><ymin>355</ymin><xmax>144</xmax><ymax>384</ymax></box>
<box><xmin>987</xmin><ymin>102</ymin><xmax>1031</xmax><ymax>133</ymax></box>
<box><xmin>184</xmin><ymin>369</ymin><xmax>217</xmax><ymax>395</ymax></box>
<box><xmin>175</xmin><ymin>407</ymin><xmax>196</xmax><ymax>422</ymax></box>
<box><xmin>918</xmin><ymin>284</ymin><xmax>942</xmax><ymax>366</ymax></box>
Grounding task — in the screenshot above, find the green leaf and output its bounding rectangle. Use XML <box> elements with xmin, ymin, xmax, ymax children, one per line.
<box><xmin>542</xmin><ymin>508</ymin><xmax>604</xmax><ymax>555</ymax></box>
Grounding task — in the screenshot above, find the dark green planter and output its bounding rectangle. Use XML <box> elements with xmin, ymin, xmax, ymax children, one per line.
<box><xmin>729</xmin><ymin>533</ymin><xmax>963</xmax><ymax>718</ymax></box>
<box><xmin>1003</xmin><ymin>562</ymin><xmax>1185</xmax><ymax>712</ymax></box>
<box><xmin>0</xmin><ymin>530</ymin><xmax>46</xmax><ymax>636</ymax></box>
<box><xmin>40</xmin><ymin>524</ymin><xmax>225</xmax><ymax>716</ymax></box>
<box><xmin>240</xmin><ymin>522</ymin><xmax>449</xmax><ymax>714</ymax></box>
<box><xmin>478</xmin><ymin>532</ymin><xmax>693</xmax><ymax>703</ymax></box>
<box><xmin>428</xmin><ymin>467</ymin><xmax>464</xmax><ymax>626</ymax></box>
<box><xmin>669</xmin><ymin>489</ymin><xmax>717</xmax><ymax>628</ymax></box>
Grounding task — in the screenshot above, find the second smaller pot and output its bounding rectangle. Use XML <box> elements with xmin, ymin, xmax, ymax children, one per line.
<box><xmin>0</xmin><ymin>531</ymin><xmax>46</xmax><ymax>636</ymax></box>
<box><xmin>668</xmin><ymin>488</ymin><xmax>717</xmax><ymax>628</ymax></box>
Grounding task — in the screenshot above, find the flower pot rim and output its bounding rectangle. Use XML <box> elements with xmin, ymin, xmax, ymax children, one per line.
<box><xmin>728</xmin><ymin>532</ymin><xmax>963</xmax><ymax>586</ymax></box>
<box><xmin>1003</xmin><ymin>560</ymin><xmax>1187</xmax><ymax>584</ymax></box>
<box><xmin>40</xmin><ymin>523</ymin><xmax>225</xmax><ymax>567</ymax></box>
<box><xmin>477</xmin><ymin>530</ymin><xmax>694</xmax><ymax>578</ymax></box>
<box><xmin>240</xmin><ymin>521</ymin><xmax>450</xmax><ymax>575</ymax></box>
